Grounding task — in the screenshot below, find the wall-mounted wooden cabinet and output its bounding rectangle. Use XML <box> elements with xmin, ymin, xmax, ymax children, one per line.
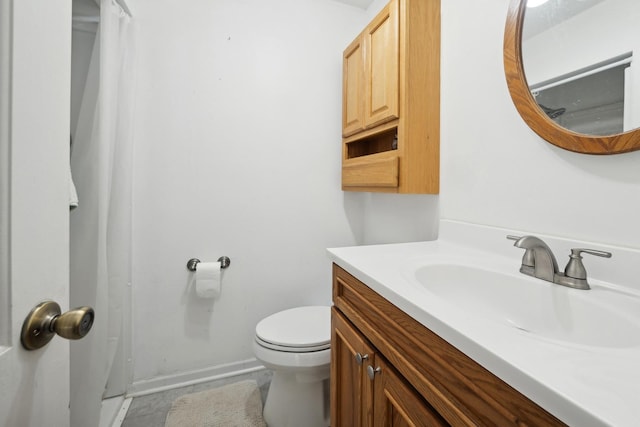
<box><xmin>341</xmin><ymin>0</ymin><xmax>440</xmax><ymax>194</ymax></box>
<box><xmin>331</xmin><ymin>264</ymin><xmax>566</xmax><ymax>426</ymax></box>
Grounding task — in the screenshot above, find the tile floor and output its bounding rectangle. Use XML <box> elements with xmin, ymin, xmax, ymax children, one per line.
<box><xmin>121</xmin><ymin>369</ymin><xmax>273</xmax><ymax>427</ymax></box>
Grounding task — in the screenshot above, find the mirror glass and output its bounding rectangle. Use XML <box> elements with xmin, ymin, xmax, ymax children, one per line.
<box><xmin>521</xmin><ymin>0</ymin><xmax>640</xmax><ymax>137</ymax></box>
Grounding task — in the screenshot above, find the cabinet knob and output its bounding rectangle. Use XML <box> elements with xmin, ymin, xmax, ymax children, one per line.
<box><xmin>355</xmin><ymin>352</ymin><xmax>369</xmax><ymax>366</ymax></box>
<box><xmin>367</xmin><ymin>365</ymin><xmax>381</xmax><ymax>380</ymax></box>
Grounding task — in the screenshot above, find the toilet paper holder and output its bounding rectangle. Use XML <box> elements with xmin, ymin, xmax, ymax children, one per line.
<box><xmin>186</xmin><ymin>256</ymin><xmax>231</xmax><ymax>271</ymax></box>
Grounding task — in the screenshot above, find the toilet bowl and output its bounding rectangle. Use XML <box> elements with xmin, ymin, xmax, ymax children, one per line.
<box><xmin>253</xmin><ymin>306</ymin><xmax>331</xmax><ymax>427</ymax></box>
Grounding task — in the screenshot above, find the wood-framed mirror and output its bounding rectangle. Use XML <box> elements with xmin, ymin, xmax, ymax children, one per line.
<box><xmin>504</xmin><ymin>0</ymin><xmax>640</xmax><ymax>154</ymax></box>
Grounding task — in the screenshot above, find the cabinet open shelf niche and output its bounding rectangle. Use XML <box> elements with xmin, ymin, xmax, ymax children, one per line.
<box><xmin>345</xmin><ymin>125</ymin><xmax>398</xmax><ymax>159</ymax></box>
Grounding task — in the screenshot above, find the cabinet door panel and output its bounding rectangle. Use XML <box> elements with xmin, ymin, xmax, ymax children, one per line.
<box><xmin>364</xmin><ymin>0</ymin><xmax>399</xmax><ymax>128</ymax></box>
<box><xmin>331</xmin><ymin>308</ymin><xmax>375</xmax><ymax>427</ymax></box>
<box><xmin>374</xmin><ymin>358</ymin><xmax>449</xmax><ymax>427</ymax></box>
<box><xmin>343</xmin><ymin>37</ymin><xmax>364</xmax><ymax>137</ymax></box>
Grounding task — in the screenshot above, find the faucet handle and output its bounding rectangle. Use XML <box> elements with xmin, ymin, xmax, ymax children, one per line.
<box><xmin>572</xmin><ymin>248</ymin><xmax>612</xmax><ymax>258</ymax></box>
<box><xmin>564</xmin><ymin>248</ymin><xmax>612</xmax><ymax>280</ymax></box>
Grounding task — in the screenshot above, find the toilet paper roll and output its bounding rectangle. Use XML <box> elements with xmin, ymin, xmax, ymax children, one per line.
<box><xmin>195</xmin><ymin>261</ymin><xmax>221</xmax><ymax>298</ymax></box>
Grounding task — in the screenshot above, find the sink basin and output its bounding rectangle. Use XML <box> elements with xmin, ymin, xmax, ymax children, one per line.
<box><xmin>412</xmin><ymin>263</ymin><xmax>640</xmax><ymax>348</ymax></box>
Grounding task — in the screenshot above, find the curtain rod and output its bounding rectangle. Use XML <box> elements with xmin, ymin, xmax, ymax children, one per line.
<box><xmin>529</xmin><ymin>52</ymin><xmax>632</xmax><ymax>93</ymax></box>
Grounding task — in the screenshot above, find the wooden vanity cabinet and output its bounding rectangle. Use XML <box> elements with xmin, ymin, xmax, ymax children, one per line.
<box><xmin>331</xmin><ymin>264</ymin><xmax>566</xmax><ymax>427</ymax></box>
<box><xmin>341</xmin><ymin>0</ymin><xmax>440</xmax><ymax>194</ymax></box>
<box><xmin>332</xmin><ymin>309</ymin><xmax>447</xmax><ymax>427</ymax></box>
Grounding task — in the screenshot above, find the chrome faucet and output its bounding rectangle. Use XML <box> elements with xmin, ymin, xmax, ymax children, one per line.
<box><xmin>507</xmin><ymin>235</ymin><xmax>611</xmax><ymax>290</ymax></box>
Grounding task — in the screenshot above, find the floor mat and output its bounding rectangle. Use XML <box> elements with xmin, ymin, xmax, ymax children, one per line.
<box><xmin>164</xmin><ymin>380</ymin><xmax>266</xmax><ymax>427</ymax></box>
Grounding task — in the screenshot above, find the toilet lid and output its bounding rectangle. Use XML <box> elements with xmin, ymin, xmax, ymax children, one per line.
<box><xmin>255</xmin><ymin>306</ymin><xmax>330</xmax><ymax>351</ymax></box>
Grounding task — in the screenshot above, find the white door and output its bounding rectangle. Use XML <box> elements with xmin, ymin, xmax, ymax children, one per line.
<box><xmin>0</xmin><ymin>0</ymin><xmax>74</xmax><ymax>426</ymax></box>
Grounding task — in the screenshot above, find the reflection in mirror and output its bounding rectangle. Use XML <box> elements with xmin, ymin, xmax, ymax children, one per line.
<box><xmin>521</xmin><ymin>0</ymin><xmax>640</xmax><ymax>136</ymax></box>
<box><xmin>529</xmin><ymin>54</ymin><xmax>630</xmax><ymax>135</ymax></box>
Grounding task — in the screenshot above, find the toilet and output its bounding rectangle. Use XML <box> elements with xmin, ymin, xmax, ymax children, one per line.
<box><xmin>253</xmin><ymin>306</ymin><xmax>331</xmax><ymax>427</ymax></box>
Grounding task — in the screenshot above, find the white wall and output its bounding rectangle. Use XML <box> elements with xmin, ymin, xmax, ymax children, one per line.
<box><xmin>70</xmin><ymin>29</ymin><xmax>96</xmax><ymax>142</ymax></box>
<box><xmin>440</xmin><ymin>0</ymin><xmax>640</xmax><ymax>248</ymax></box>
<box><xmin>130</xmin><ymin>0</ymin><xmax>377</xmax><ymax>386</ymax></box>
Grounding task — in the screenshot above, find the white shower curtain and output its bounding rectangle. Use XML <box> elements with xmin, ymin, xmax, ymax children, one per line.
<box><xmin>70</xmin><ymin>0</ymin><xmax>134</xmax><ymax>425</ymax></box>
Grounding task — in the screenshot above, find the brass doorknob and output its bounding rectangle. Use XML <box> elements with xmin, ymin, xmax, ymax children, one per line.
<box><xmin>21</xmin><ymin>301</ymin><xmax>95</xmax><ymax>350</ymax></box>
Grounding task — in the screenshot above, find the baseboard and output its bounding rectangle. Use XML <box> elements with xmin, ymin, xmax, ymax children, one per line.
<box><xmin>126</xmin><ymin>358</ymin><xmax>265</xmax><ymax>398</ymax></box>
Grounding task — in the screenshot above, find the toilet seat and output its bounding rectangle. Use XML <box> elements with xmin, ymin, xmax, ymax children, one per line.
<box><xmin>255</xmin><ymin>306</ymin><xmax>330</xmax><ymax>353</ymax></box>
<box><xmin>255</xmin><ymin>336</ymin><xmax>329</xmax><ymax>353</ymax></box>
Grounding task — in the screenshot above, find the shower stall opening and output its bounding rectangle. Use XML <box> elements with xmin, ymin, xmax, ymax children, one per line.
<box><xmin>70</xmin><ymin>0</ymin><xmax>134</xmax><ymax>425</ymax></box>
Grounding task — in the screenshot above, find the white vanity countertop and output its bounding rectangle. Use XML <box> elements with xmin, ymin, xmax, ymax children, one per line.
<box><xmin>327</xmin><ymin>220</ymin><xmax>640</xmax><ymax>427</ymax></box>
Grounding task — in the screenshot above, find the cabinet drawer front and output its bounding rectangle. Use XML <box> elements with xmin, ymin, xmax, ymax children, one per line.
<box><xmin>342</xmin><ymin>156</ymin><xmax>398</xmax><ymax>188</ymax></box>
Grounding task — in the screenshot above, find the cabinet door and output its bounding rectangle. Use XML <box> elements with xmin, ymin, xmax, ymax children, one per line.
<box><xmin>343</xmin><ymin>37</ymin><xmax>365</xmax><ymax>137</ymax></box>
<box><xmin>372</xmin><ymin>358</ymin><xmax>449</xmax><ymax>427</ymax></box>
<box><xmin>331</xmin><ymin>308</ymin><xmax>375</xmax><ymax>427</ymax></box>
<box><xmin>364</xmin><ymin>0</ymin><xmax>399</xmax><ymax>128</ymax></box>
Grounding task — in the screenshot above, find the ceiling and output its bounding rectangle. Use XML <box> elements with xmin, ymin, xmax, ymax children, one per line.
<box><xmin>523</xmin><ymin>0</ymin><xmax>606</xmax><ymax>39</ymax></box>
